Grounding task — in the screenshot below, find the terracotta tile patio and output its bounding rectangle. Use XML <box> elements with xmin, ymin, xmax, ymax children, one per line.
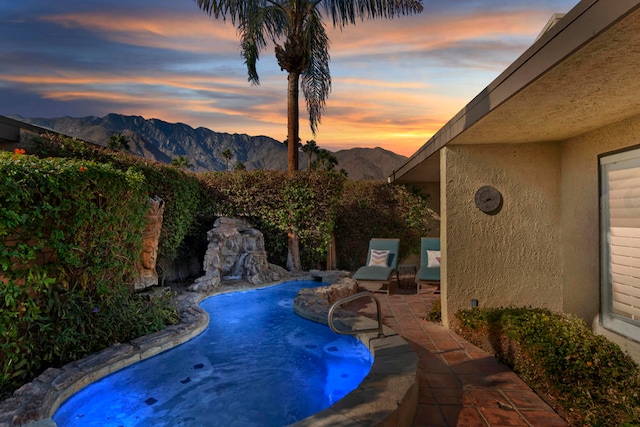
<box><xmin>351</xmin><ymin>284</ymin><xmax>568</xmax><ymax>427</ymax></box>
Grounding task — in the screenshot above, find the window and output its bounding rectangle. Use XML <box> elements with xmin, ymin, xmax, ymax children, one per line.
<box><xmin>600</xmin><ymin>147</ymin><xmax>640</xmax><ymax>341</ymax></box>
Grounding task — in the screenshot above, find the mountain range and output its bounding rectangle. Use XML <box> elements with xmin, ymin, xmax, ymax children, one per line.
<box><xmin>16</xmin><ymin>114</ymin><xmax>407</xmax><ymax>181</ymax></box>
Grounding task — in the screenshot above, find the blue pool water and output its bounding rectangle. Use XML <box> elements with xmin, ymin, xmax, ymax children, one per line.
<box><xmin>53</xmin><ymin>280</ymin><xmax>373</xmax><ymax>426</ymax></box>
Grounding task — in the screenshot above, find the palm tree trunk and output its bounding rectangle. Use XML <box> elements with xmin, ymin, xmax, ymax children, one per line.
<box><xmin>287</xmin><ymin>229</ymin><xmax>301</xmax><ymax>271</ymax></box>
<box><xmin>285</xmin><ymin>70</ymin><xmax>302</xmax><ymax>270</ymax></box>
<box><xmin>287</xmin><ymin>71</ymin><xmax>300</xmax><ymax>174</ymax></box>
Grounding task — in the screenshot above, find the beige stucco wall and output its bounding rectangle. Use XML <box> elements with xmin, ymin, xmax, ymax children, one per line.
<box><xmin>439</xmin><ymin>114</ymin><xmax>640</xmax><ymax>361</ymax></box>
<box><xmin>441</xmin><ymin>142</ymin><xmax>563</xmax><ymax>325</ymax></box>
<box><xmin>561</xmin><ymin>114</ymin><xmax>640</xmax><ymax>361</ymax></box>
<box><xmin>559</xmin><ymin>131</ymin><xmax>603</xmax><ymax>323</ymax></box>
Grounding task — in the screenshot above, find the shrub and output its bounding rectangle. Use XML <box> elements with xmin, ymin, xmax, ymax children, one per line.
<box><xmin>29</xmin><ymin>133</ymin><xmax>434</xmax><ymax>273</ymax></box>
<box><xmin>334</xmin><ymin>181</ymin><xmax>433</xmax><ymax>271</ymax></box>
<box><xmin>454</xmin><ymin>307</ymin><xmax>640</xmax><ymax>426</ymax></box>
<box><xmin>30</xmin><ymin>133</ymin><xmax>203</xmax><ymax>267</ymax></box>
<box><xmin>1</xmin><ymin>151</ymin><xmax>147</xmax><ymax>293</ymax></box>
<box><xmin>426</xmin><ymin>299</ymin><xmax>441</xmax><ymax>322</ymax></box>
<box><xmin>0</xmin><ymin>152</ymin><xmax>179</xmax><ymax>396</ymax></box>
<box><xmin>199</xmin><ymin>170</ymin><xmax>345</xmax><ymax>269</ymax></box>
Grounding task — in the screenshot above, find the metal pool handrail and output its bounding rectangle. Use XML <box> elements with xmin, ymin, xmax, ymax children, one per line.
<box><xmin>328</xmin><ymin>291</ymin><xmax>385</xmax><ymax>338</ymax></box>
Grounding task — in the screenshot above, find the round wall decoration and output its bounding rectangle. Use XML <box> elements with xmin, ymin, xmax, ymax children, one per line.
<box><xmin>474</xmin><ymin>186</ymin><xmax>503</xmax><ymax>215</ymax></box>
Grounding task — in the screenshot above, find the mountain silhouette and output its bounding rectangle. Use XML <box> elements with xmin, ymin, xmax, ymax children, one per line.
<box><xmin>19</xmin><ymin>113</ymin><xmax>407</xmax><ymax>180</ymax></box>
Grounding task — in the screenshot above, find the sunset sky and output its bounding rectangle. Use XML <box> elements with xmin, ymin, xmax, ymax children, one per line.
<box><xmin>1</xmin><ymin>0</ymin><xmax>578</xmax><ymax>157</ymax></box>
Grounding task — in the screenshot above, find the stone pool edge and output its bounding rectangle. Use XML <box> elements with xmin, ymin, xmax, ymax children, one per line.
<box><xmin>293</xmin><ymin>291</ymin><xmax>419</xmax><ymax>427</ymax></box>
<box><xmin>1</xmin><ymin>273</ymin><xmax>418</xmax><ymax>427</ymax></box>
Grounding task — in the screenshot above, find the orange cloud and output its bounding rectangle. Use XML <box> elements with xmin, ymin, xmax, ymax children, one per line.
<box><xmin>1</xmin><ymin>72</ymin><xmax>246</xmax><ymax>89</ymax></box>
<box><xmin>40</xmin><ymin>11</ymin><xmax>240</xmax><ymax>54</ymax></box>
<box><xmin>39</xmin><ymin>8</ymin><xmax>549</xmax><ymax>61</ymax></box>
<box><xmin>328</xmin><ymin>10</ymin><xmax>553</xmax><ymax>57</ymax></box>
<box><xmin>337</xmin><ymin>77</ymin><xmax>431</xmax><ymax>90</ymax></box>
<box><xmin>0</xmin><ymin>62</ymin><xmax>458</xmax><ymax>157</ymax></box>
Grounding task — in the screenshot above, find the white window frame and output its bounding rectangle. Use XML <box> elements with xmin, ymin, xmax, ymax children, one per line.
<box><xmin>600</xmin><ymin>147</ymin><xmax>640</xmax><ymax>342</ymax></box>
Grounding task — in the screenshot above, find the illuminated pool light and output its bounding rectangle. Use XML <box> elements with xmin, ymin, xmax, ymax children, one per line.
<box><xmin>53</xmin><ymin>281</ymin><xmax>373</xmax><ymax>426</ymax></box>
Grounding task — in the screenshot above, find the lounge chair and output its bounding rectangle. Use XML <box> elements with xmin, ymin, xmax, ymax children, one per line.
<box><xmin>417</xmin><ymin>237</ymin><xmax>441</xmax><ymax>292</ymax></box>
<box><xmin>353</xmin><ymin>238</ymin><xmax>400</xmax><ymax>294</ymax></box>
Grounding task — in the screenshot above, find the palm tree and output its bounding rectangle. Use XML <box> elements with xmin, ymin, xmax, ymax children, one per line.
<box><xmin>195</xmin><ymin>0</ymin><xmax>421</xmax><ymax>271</ymax></box>
<box><xmin>107</xmin><ymin>133</ymin><xmax>130</xmax><ymax>151</ymax></box>
<box><xmin>221</xmin><ymin>148</ymin><xmax>233</xmax><ymax>172</ymax></box>
<box><xmin>234</xmin><ymin>161</ymin><xmax>247</xmax><ymax>171</ymax></box>
<box><xmin>301</xmin><ymin>139</ymin><xmax>318</xmax><ymax>170</ymax></box>
<box><xmin>171</xmin><ymin>155</ymin><xmax>194</xmax><ymax>170</ymax></box>
<box><xmin>313</xmin><ymin>148</ymin><xmax>338</xmax><ymax>171</ymax></box>
<box><xmin>194</xmin><ymin>0</ymin><xmax>422</xmax><ymax>175</ymax></box>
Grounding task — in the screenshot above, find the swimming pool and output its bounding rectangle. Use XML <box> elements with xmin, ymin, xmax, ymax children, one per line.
<box><xmin>52</xmin><ymin>280</ymin><xmax>374</xmax><ymax>426</ymax></box>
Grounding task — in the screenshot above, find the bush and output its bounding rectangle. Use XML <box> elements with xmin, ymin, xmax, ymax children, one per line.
<box><xmin>0</xmin><ymin>152</ymin><xmax>178</xmax><ymax>396</ymax></box>
<box><xmin>454</xmin><ymin>307</ymin><xmax>640</xmax><ymax>426</ymax></box>
<box><xmin>199</xmin><ymin>170</ymin><xmax>345</xmax><ymax>269</ymax></box>
<box><xmin>1</xmin><ymin>151</ymin><xmax>147</xmax><ymax>293</ymax></box>
<box><xmin>0</xmin><ymin>277</ymin><xmax>179</xmax><ymax>397</ymax></box>
<box><xmin>200</xmin><ymin>171</ymin><xmax>433</xmax><ymax>271</ymax></box>
<box><xmin>334</xmin><ymin>181</ymin><xmax>433</xmax><ymax>271</ymax></box>
<box><xmin>29</xmin><ymin>134</ymin><xmax>434</xmax><ymax>273</ymax></box>
<box><xmin>30</xmin><ymin>133</ymin><xmax>203</xmax><ymax>267</ymax></box>
<box><xmin>426</xmin><ymin>299</ymin><xmax>441</xmax><ymax>322</ymax></box>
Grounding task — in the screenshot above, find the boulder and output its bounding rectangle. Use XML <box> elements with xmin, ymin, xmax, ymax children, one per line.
<box><xmin>293</xmin><ymin>278</ymin><xmax>358</xmax><ymax>325</ymax></box>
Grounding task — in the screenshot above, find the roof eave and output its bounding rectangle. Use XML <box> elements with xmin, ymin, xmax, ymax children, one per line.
<box><xmin>390</xmin><ymin>0</ymin><xmax>640</xmax><ymax>184</ymax></box>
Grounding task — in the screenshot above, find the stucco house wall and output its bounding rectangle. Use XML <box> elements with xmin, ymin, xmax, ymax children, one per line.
<box><xmin>439</xmin><ymin>114</ymin><xmax>640</xmax><ymax>361</ymax></box>
<box><xmin>441</xmin><ymin>142</ymin><xmax>563</xmax><ymax>325</ymax></box>
<box><xmin>561</xmin><ymin>113</ymin><xmax>640</xmax><ymax>361</ymax></box>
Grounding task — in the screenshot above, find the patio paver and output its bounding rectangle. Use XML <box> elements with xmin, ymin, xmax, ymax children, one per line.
<box><xmin>350</xmin><ymin>284</ymin><xmax>568</xmax><ymax>427</ymax></box>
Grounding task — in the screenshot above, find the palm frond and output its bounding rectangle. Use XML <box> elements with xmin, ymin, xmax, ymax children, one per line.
<box><xmin>321</xmin><ymin>0</ymin><xmax>423</xmax><ymax>28</ymax></box>
<box><xmin>240</xmin><ymin>4</ymin><xmax>289</xmax><ymax>84</ymax></box>
<box><xmin>195</xmin><ymin>0</ymin><xmax>423</xmax><ymax>143</ymax></box>
<box><xmin>195</xmin><ymin>0</ymin><xmax>262</xmax><ymax>24</ymax></box>
<box><xmin>301</xmin><ymin>9</ymin><xmax>331</xmax><ymax>135</ymax></box>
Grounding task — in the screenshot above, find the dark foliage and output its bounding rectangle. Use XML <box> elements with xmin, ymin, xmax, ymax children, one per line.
<box><xmin>454</xmin><ymin>307</ymin><xmax>640</xmax><ymax>426</ymax></box>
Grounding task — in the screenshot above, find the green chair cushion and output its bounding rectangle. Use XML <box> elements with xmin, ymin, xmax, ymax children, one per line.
<box><xmin>353</xmin><ymin>266</ymin><xmax>395</xmax><ymax>281</ymax></box>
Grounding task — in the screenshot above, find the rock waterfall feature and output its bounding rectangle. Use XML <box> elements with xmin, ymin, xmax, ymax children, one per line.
<box><xmin>190</xmin><ymin>217</ymin><xmax>287</xmax><ymax>292</ymax></box>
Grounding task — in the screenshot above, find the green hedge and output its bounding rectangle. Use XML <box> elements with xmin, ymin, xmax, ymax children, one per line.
<box><xmin>0</xmin><ymin>151</ymin><xmax>178</xmax><ymax>397</ymax></box>
<box><xmin>334</xmin><ymin>181</ymin><xmax>432</xmax><ymax>271</ymax></box>
<box><xmin>454</xmin><ymin>307</ymin><xmax>640</xmax><ymax>426</ymax></box>
<box><xmin>29</xmin><ymin>133</ymin><xmax>434</xmax><ymax>273</ymax></box>
<box><xmin>1</xmin><ymin>151</ymin><xmax>147</xmax><ymax>294</ymax></box>
<box><xmin>199</xmin><ymin>170</ymin><xmax>345</xmax><ymax>269</ymax></box>
<box><xmin>30</xmin><ymin>133</ymin><xmax>203</xmax><ymax>266</ymax></box>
